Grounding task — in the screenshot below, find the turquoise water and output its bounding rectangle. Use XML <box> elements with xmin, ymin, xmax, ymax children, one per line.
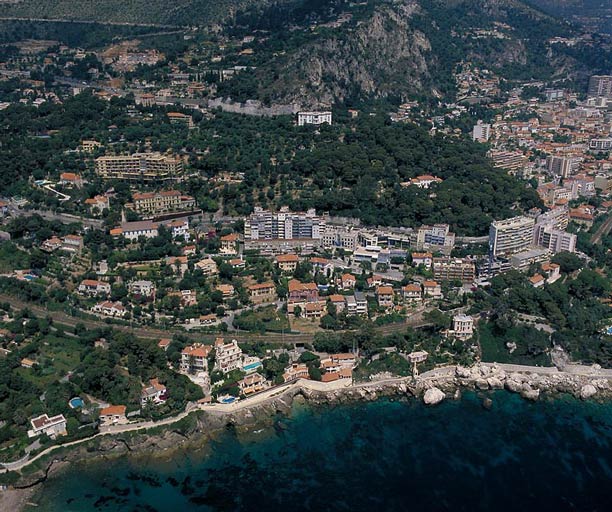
<box><xmin>32</xmin><ymin>392</ymin><xmax>612</xmax><ymax>511</ymax></box>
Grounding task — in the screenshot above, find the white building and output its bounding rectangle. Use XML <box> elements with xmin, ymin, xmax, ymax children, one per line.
<box><xmin>128</xmin><ymin>280</ymin><xmax>156</xmax><ymax>298</ymax></box>
<box><xmin>214</xmin><ymin>338</ymin><xmax>243</xmax><ymax>373</ymax></box>
<box><xmin>112</xmin><ymin>220</ymin><xmax>159</xmax><ymax>241</ymax></box>
<box><xmin>452</xmin><ymin>314</ymin><xmax>474</xmax><ymax>340</ymax></box>
<box><xmin>28</xmin><ymin>414</ymin><xmax>67</xmax><ymax>439</ymax></box>
<box><xmin>78</xmin><ymin>279</ymin><xmax>111</xmax><ymax>296</ymax></box>
<box><xmin>472</xmin><ymin>120</ymin><xmax>491</xmax><ymax>142</ymax></box>
<box><xmin>297</xmin><ymin>111</ymin><xmax>332</xmax><ymax>126</ymax></box>
<box><xmin>489</xmin><ymin>216</ymin><xmax>535</xmax><ymax>257</ymax></box>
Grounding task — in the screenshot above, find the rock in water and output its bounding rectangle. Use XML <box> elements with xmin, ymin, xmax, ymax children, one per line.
<box><xmin>423</xmin><ymin>387</ymin><xmax>445</xmax><ymax>405</ymax></box>
<box><xmin>580</xmin><ymin>384</ymin><xmax>597</xmax><ymax>400</ymax></box>
<box><xmin>482</xmin><ymin>397</ymin><xmax>493</xmax><ymax>410</ymax></box>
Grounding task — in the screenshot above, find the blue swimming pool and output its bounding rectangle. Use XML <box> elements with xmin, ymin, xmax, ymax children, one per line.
<box><xmin>220</xmin><ymin>396</ymin><xmax>236</xmax><ymax>404</ymax></box>
<box><xmin>24</xmin><ymin>274</ymin><xmax>37</xmax><ymax>281</ymax></box>
<box><xmin>69</xmin><ymin>397</ymin><xmax>84</xmax><ymax>409</ymax></box>
<box><xmin>243</xmin><ymin>361</ymin><xmax>262</xmax><ymax>372</ymax></box>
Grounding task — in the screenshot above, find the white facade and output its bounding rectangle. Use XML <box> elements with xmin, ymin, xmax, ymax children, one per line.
<box><xmin>297</xmin><ymin>111</ymin><xmax>332</xmax><ymax>126</ymax></box>
<box><xmin>472</xmin><ymin>121</ymin><xmax>491</xmax><ymax>142</ymax></box>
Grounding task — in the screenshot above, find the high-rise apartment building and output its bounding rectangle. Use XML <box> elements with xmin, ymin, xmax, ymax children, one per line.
<box><xmin>489</xmin><ymin>216</ymin><xmax>535</xmax><ymax>257</ymax></box>
<box><xmin>588</xmin><ymin>75</ymin><xmax>612</xmax><ymax>99</ymax></box>
<box><xmin>244</xmin><ymin>207</ymin><xmax>325</xmax><ymax>240</ymax></box>
<box><xmin>95</xmin><ymin>153</ymin><xmax>183</xmax><ymax>182</ymax></box>
<box><xmin>546</xmin><ymin>155</ymin><xmax>579</xmax><ymax>178</ymax></box>
<box><xmin>472</xmin><ymin>120</ymin><xmax>491</xmax><ymax>142</ymax></box>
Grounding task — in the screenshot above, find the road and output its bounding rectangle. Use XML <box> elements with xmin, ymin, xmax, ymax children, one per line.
<box><xmin>590</xmin><ymin>214</ymin><xmax>612</xmax><ymax>244</ymax></box>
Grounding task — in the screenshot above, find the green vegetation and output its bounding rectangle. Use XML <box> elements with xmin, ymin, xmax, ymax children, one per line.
<box><xmin>233</xmin><ymin>306</ymin><xmax>290</xmax><ymax>333</ymax></box>
<box><xmin>471</xmin><ymin>268</ymin><xmax>612</xmax><ymax>366</ymax></box>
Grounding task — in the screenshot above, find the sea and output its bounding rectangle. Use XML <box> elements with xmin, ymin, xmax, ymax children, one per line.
<box><xmin>31</xmin><ymin>391</ymin><xmax>612</xmax><ymax>512</ymax></box>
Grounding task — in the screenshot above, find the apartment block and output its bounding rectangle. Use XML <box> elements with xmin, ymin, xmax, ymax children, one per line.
<box><xmin>297</xmin><ymin>111</ymin><xmax>332</xmax><ymax>126</ymax></box>
<box><xmin>95</xmin><ymin>152</ymin><xmax>183</xmax><ymax>182</ymax></box>
<box><xmin>130</xmin><ymin>190</ymin><xmax>195</xmax><ymax>215</ymax></box>
<box><xmin>432</xmin><ymin>258</ymin><xmax>476</xmax><ymax>283</ymax></box>
<box><xmin>244</xmin><ymin>207</ymin><xmax>325</xmax><ymax>241</ymax></box>
<box><xmin>489</xmin><ymin>216</ymin><xmax>535</xmax><ymax>257</ymax></box>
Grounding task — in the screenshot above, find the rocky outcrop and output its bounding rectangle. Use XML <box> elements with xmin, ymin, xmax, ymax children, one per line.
<box><xmin>423</xmin><ymin>387</ymin><xmax>445</xmax><ymax>405</ymax></box>
<box><xmin>580</xmin><ymin>384</ymin><xmax>597</xmax><ymax>400</ymax></box>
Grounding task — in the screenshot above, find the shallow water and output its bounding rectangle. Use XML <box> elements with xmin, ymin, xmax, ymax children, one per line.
<box><xmin>32</xmin><ymin>392</ymin><xmax>612</xmax><ymax>511</ymax></box>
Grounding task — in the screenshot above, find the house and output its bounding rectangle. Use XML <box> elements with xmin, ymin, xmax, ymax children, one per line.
<box><xmin>181</xmin><ymin>343</ymin><xmax>212</xmax><ymax>373</ymax></box>
<box><xmin>331</xmin><ymin>353</ymin><xmax>357</xmax><ymax>368</ymax></box>
<box><xmin>529</xmin><ymin>274</ymin><xmax>545</xmax><ymax>288</ymax></box>
<box><xmin>541</xmin><ymin>262</ymin><xmax>561</xmax><ymax>284</ymax></box>
<box><xmin>376</xmin><ymin>286</ymin><xmax>395</xmax><ymax>308</ymax></box>
<box><xmin>165</xmin><ymin>256</ymin><xmax>188</xmax><ymax>276</ymax></box>
<box><xmin>569</xmin><ymin>206</ymin><xmax>595</xmax><ymax>228</ymax></box>
<box><xmin>99</xmin><ymin>405</ymin><xmax>128</xmax><ymax>426</ymax></box>
<box><xmin>141</xmin><ymin>378</ymin><xmax>168</xmax><ymax>407</ymax></box>
<box><xmin>304</xmin><ymin>302</ymin><xmax>326</xmax><ymax>319</ymax></box>
<box><xmin>61</xmin><ymin>235</ymin><xmax>84</xmax><ymax>254</ymax></box>
<box><xmin>158</xmin><ymin>338</ymin><xmax>171</xmax><ymax>351</ymax></box>
<box><xmin>346</xmin><ymin>292</ymin><xmax>368</xmax><ymax>316</ymax></box>
<box><xmin>402</xmin><ymin>283</ymin><xmax>422</xmax><ymax>303</ymax></box>
<box><xmin>411</xmin><ymin>252</ymin><xmax>433</xmax><ymax>268</ymax></box>
<box><xmin>169</xmin><ymin>219</ymin><xmax>190</xmax><ymax>241</ymax></box>
<box><xmin>237</xmin><ymin>373</ymin><xmax>269</xmax><ymax>396</ymax></box>
<box><xmin>216</xmin><ymin>283</ymin><xmax>235</xmax><ymax>298</ymax></box>
<box><xmin>328</xmin><ymin>294</ymin><xmax>346</xmax><ymax>313</ymax></box>
<box><xmin>283</xmin><ymin>363</ymin><xmax>310</xmax><ymax>382</ymax></box>
<box><xmin>112</xmin><ymin>220</ymin><xmax>159</xmax><ymax>241</ymax></box>
<box><xmin>195</xmin><ymin>257</ymin><xmax>218</xmax><ymax>276</ymax></box>
<box><xmin>28</xmin><ymin>414</ymin><xmax>67</xmax><ymax>439</ymax></box>
<box><xmin>128</xmin><ymin>280</ymin><xmax>156</xmax><ymax>298</ymax></box>
<box><xmin>78</xmin><ymin>279</ymin><xmax>111</xmax><ymax>296</ymax></box>
<box><xmin>182</xmin><ymin>245</ymin><xmax>197</xmax><ymax>256</ymax></box>
<box><xmin>92</xmin><ymin>301</ymin><xmax>127</xmax><ymax>318</ymax></box>
<box><xmin>310</xmin><ymin>257</ymin><xmax>334</xmax><ymax>277</ymax></box>
<box><xmin>220</xmin><ymin>233</ymin><xmax>239</xmax><ymax>255</ymax></box>
<box><xmin>85</xmin><ymin>195</ymin><xmax>110</xmax><ymax>214</ymax></box>
<box><xmin>21</xmin><ymin>358</ymin><xmax>36</xmax><ymax>368</ymax></box>
<box><xmin>423</xmin><ymin>280</ymin><xmax>443</xmax><ymax>299</ymax></box>
<box><xmin>288</xmin><ymin>280</ymin><xmax>319</xmax><ymax>302</ymax></box>
<box><xmin>215</xmin><ymin>338</ymin><xmax>243</xmax><ymax>373</ymax></box>
<box><xmin>321</xmin><ymin>367</ymin><xmax>353</xmax><ymax>382</ymax></box>
<box><xmin>403</xmin><ymin>175</ymin><xmax>443</xmax><ymax>188</ymax></box>
<box><xmin>248</xmin><ymin>282</ymin><xmax>276</xmax><ymax>303</ymax></box>
<box><xmin>229</xmin><ymin>258</ymin><xmax>246</xmax><ymax>269</ymax></box>
<box><xmin>340</xmin><ymin>273</ymin><xmax>356</xmax><ymax>290</ymax></box>
<box><xmin>169</xmin><ymin>289</ymin><xmax>197</xmax><ymax>307</ymax></box>
<box><xmin>367</xmin><ymin>275</ymin><xmax>383</xmax><ymax>288</ymax></box>
<box><xmin>451</xmin><ymin>314</ymin><xmax>474</xmax><ymax>340</ymax></box>
<box><xmin>276</xmin><ymin>253</ymin><xmax>299</xmax><ymax>273</ymax></box>
<box><xmin>41</xmin><ymin>236</ymin><xmax>63</xmax><ymax>252</ymax></box>
<box><xmin>59</xmin><ymin>172</ymin><xmax>83</xmax><ymax>187</ymax></box>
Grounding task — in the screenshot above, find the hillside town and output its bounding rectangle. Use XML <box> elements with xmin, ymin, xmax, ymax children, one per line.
<box><xmin>0</xmin><ymin>16</ymin><xmax>612</xmax><ymax>487</ymax></box>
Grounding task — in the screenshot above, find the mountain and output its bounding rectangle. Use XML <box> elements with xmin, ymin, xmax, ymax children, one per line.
<box><xmin>220</xmin><ymin>0</ymin><xmax>605</xmax><ymax>106</ymax></box>
<box><xmin>0</xmin><ymin>0</ymin><xmax>284</xmax><ymax>26</ymax></box>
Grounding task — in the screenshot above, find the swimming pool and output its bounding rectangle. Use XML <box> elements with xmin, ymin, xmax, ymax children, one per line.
<box><xmin>69</xmin><ymin>397</ymin><xmax>84</xmax><ymax>409</ymax></box>
<box><xmin>243</xmin><ymin>361</ymin><xmax>262</xmax><ymax>372</ymax></box>
<box><xmin>220</xmin><ymin>396</ymin><xmax>236</xmax><ymax>404</ymax></box>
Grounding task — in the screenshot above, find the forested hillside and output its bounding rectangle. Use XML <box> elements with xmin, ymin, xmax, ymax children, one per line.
<box><xmin>0</xmin><ymin>0</ymin><xmax>290</xmax><ymax>26</ymax></box>
<box><xmin>0</xmin><ymin>93</ymin><xmax>541</xmax><ymax>235</ymax></box>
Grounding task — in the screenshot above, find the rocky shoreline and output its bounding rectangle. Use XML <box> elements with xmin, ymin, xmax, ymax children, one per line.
<box><xmin>3</xmin><ymin>363</ymin><xmax>612</xmax><ymax>510</ymax></box>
